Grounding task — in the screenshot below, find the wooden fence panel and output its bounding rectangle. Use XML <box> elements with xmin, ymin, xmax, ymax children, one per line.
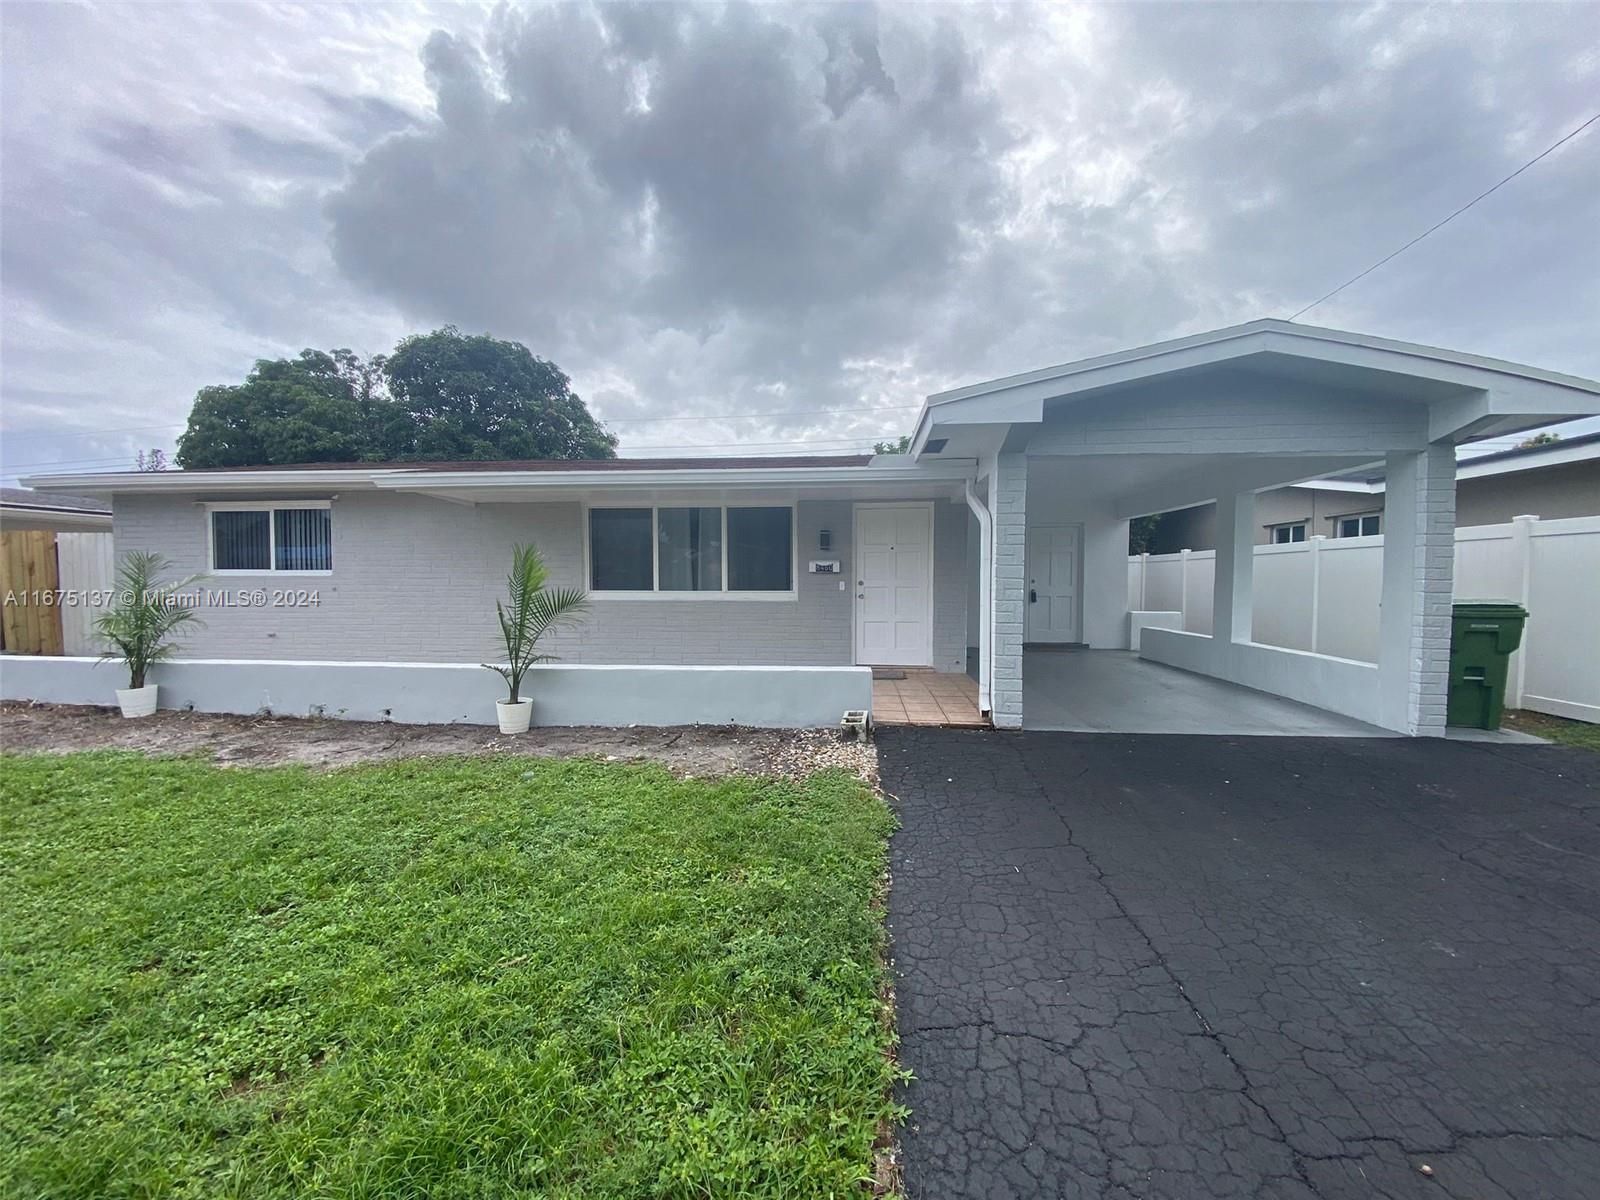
<box><xmin>0</xmin><ymin>530</ymin><xmax>65</xmax><ymax>655</ymax></box>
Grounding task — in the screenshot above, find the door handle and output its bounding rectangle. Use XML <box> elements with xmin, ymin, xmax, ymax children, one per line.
<box><xmin>1030</xmin><ymin>589</ymin><xmax>1037</xmax><ymax>603</ymax></box>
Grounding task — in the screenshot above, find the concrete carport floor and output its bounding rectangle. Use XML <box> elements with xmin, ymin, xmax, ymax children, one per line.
<box><xmin>1022</xmin><ymin>650</ymin><xmax>1392</xmax><ymax>735</ymax></box>
<box><xmin>881</xmin><ymin>726</ymin><xmax>1600</xmax><ymax>1199</ymax></box>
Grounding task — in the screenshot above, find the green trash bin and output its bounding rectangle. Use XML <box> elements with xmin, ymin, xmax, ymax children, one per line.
<box><xmin>1447</xmin><ymin>602</ymin><xmax>1528</xmax><ymax>730</ymax></box>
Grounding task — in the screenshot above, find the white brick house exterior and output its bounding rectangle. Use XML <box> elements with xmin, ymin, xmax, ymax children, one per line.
<box><xmin>21</xmin><ymin>320</ymin><xmax>1600</xmax><ymax>734</ymax></box>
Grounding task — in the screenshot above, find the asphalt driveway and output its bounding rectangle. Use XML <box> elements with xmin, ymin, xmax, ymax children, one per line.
<box><xmin>880</xmin><ymin>728</ymin><xmax>1600</xmax><ymax>1199</ymax></box>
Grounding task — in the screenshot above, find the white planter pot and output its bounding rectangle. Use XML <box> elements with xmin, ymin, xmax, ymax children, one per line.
<box><xmin>116</xmin><ymin>684</ymin><xmax>159</xmax><ymax>719</ymax></box>
<box><xmin>496</xmin><ymin>699</ymin><xmax>533</xmax><ymax>734</ymax></box>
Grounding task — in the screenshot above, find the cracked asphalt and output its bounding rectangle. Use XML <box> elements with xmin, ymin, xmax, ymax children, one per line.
<box><xmin>880</xmin><ymin>728</ymin><xmax>1600</xmax><ymax>1199</ymax></box>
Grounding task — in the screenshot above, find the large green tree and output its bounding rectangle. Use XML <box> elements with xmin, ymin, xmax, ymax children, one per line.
<box><xmin>175</xmin><ymin>329</ymin><xmax>616</xmax><ymax>468</ymax></box>
<box><xmin>383</xmin><ymin>328</ymin><xmax>617</xmax><ymax>462</ymax></box>
<box><xmin>176</xmin><ymin>351</ymin><xmax>384</xmax><ymax>468</ymax></box>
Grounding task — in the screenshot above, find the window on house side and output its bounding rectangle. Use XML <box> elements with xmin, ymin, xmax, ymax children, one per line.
<box><xmin>1336</xmin><ymin>514</ymin><xmax>1381</xmax><ymax>538</ymax></box>
<box><xmin>211</xmin><ymin>506</ymin><xmax>331</xmax><ymax>572</ymax></box>
<box><xmin>1271</xmin><ymin>522</ymin><xmax>1307</xmax><ymax>545</ymax></box>
<box><xmin>213</xmin><ymin>510</ymin><xmax>271</xmax><ymax>570</ymax></box>
<box><xmin>588</xmin><ymin>505</ymin><xmax>794</xmax><ymax>594</ymax></box>
<box><xmin>274</xmin><ymin>508</ymin><xmax>331</xmax><ymax>571</ymax></box>
<box><xmin>657</xmin><ymin>507</ymin><xmax>723</xmax><ymax>591</ymax></box>
<box><xmin>589</xmin><ymin>508</ymin><xmax>654</xmax><ymax>590</ymax></box>
<box><xmin>727</xmin><ymin>507</ymin><xmax>792</xmax><ymax>591</ymax></box>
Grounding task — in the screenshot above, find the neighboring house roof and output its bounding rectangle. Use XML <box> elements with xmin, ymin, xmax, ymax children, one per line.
<box><xmin>1297</xmin><ymin>430</ymin><xmax>1600</xmax><ymax>494</ymax></box>
<box><xmin>1458</xmin><ymin>429</ymin><xmax>1600</xmax><ymax>471</ymax></box>
<box><xmin>0</xmin><ymin>486</ymin><xmax>114</xmax><ymax>530</ymax></box>
<box><xmin>0</xmin><ymin>486</ymin><xmax>112</xmax><ymax>514</ymax></box>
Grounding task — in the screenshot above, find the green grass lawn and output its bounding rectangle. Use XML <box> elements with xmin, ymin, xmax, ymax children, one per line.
<box><xmin>0</xmin><ymin>752</ymin><xmax>899</xmax><ymax>1199</ymax></box>
<box><xmin>1502</xmin><ymin>708</ymin><xmax>1600</xmax><ymax>753</ymax></box>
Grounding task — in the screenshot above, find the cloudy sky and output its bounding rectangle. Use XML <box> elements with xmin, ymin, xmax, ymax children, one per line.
<box><xmin>3</xmin><ymin>1</ymin><xmax>1598</xmax><ymax>484</ymax></box>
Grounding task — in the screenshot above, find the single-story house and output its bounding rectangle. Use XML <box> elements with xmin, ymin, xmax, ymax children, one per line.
<box><xmin>12</xmin><ymin>319</ymin><xmax>1600</xmax><ymax>735</ymax></box>
<box><xmin>1149</xmin><ymin>428</ymin><xmax>1600</xmax><ymax>550</ymax></box>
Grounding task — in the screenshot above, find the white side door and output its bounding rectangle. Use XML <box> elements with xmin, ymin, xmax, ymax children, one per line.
<box><xmin>1026</xmin><ymin>524</ymin><xmax>1081</xmax><ymax>643</ymax></box>
<box><xmin>855</xmin><ymin>503</ymin><xmax>934</xmax><ymax>666</ymax></box>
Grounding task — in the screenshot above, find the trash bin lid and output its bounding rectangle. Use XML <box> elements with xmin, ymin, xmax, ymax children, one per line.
<box><xmin>1452</xmin><ymin>601</ymin><xmax>1528</xmax><ymax>618</ymax></box>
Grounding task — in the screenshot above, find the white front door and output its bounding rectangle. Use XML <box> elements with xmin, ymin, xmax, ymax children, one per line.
<box><xmin>855</xmin><ymin>503</ymin><xmax>934</xmax><ymax>666</ymax></box>
<box><xmin>1026</xmin><ymin>524</ymin><xmax>1081</xmax><ymax>642</ymax></box>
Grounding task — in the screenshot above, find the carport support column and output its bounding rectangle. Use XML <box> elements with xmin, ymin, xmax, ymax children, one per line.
<box><xmin>990</xmin><ymin>453</ymin><xmax>1028</xmax><ymax>728</ymax></box>
<box><xmin>1212</xmin><ymin>490</ymin><xmax>1255</xmax><ymax>645</ymax></box>
<box><xmin>1378</xmin><ymin>442</ymin><xmax>1456</xmax><ymax>736</ymax></box>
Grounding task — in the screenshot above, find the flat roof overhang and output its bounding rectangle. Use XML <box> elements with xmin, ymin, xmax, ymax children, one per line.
<box><xmin>21</xmin><ymin>458</ymin><xmax>979</xmax><ymax>504</ymax></box>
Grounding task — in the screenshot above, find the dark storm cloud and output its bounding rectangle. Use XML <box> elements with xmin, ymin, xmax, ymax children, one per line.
<box><xmin>3</xmin><ymin>1</ymin><xmax>1599</xmax><ymax>483</ymax></box>
<box><xmin>323</xmin><ymin>1</ymin><xmax>1600</xmax><ymax>440</ymax></box>
<box><xmin>327</xmin><ymin>2</ymin><xmax>1013</xmax><ymax>365</ymax></box>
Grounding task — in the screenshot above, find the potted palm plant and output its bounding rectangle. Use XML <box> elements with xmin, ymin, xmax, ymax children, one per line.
<box><xmin>484</xmin><ymin>543</ymin><xmax>587</xmax><ymax>734</ymax></box>
<box><xmin>93</xmin><ymin>551</ymin><xmax>205</xmax><ymax>718</ymax></box>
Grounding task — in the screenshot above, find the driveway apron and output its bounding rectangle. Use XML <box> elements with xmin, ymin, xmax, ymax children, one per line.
<box><xmin>880</xmin><ymin>727</ymin><xmax>1600</xmax><ymax>1199</ymax></box>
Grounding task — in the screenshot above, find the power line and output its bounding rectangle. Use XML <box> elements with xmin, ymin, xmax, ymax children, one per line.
<box><xmin>1</xmin><ymin>422</ymin><xmax>183</xmax><ymax>444</ymax></box>
<box><xmin>1</xmin><ymin>453</ymin><xmax>149</xmax><ymax>472</ymax></box>
<box><xmin>1287</xmin><ymin>110</ymin><xmax>1600</xmax><ymax>321</ymax></box>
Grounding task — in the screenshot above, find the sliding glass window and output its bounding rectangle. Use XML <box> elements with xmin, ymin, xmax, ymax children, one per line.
<box><xmin>209</xmin><ymin>505</ymin><xmax>331</xmax><ymax>572</ymax></box>
<box><xmin>588</xmin><ymin>505</ymin><xmax>793</xmax><ymax>595</ymax></box>
<box><xmin>657</xmin><ymin>507</ymin><xmax>723</xmax><ymax>591</ymax></box>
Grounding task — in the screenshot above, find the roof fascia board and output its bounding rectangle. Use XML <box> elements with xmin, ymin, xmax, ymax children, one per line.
<box><xmin>1430</xmin><ymin>379</ymin><xmax>1600</xmax><ymax>441</ymax></box>
<box><xmin>925</xmin><ymin>390</ymin><xmax>1047</xmax><ymax>427</ymax></box>
<box><xmin>23</xmin><ymin>461</ymin><xmax>977</xmax><ymax>497</ymax></box>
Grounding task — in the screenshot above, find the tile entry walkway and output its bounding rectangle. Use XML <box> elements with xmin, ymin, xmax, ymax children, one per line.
<box><xmin>872</xmin><ymin>669</ymin><xmax>987</xmax><ymax>728</ymax></box>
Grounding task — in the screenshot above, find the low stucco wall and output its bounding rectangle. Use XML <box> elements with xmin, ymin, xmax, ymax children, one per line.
<box><xmin>0</xmin><ymin>656</ymin><xmax>872</xmax><ymax>729</ymax></box>
<box><xmin>1128</xmin><ymin>610</ymin><xmax>1182</xmax><ymax>652</ymax></box>
<box><xmin>1137</xmin><ymin>627</ymin><xmax>1384</xmax><ymax>730</ymax></box>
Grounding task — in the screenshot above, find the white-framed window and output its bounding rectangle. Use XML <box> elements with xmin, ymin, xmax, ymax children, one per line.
<box><xmin>1334</xmin><ymin>512</ymin><xmax>1381</xmax><ymax>538</ymax></box>
<box><xmin>207</xmin><ymin>501</ymin><xmax>332</xmax><ymax>573</ymax></box>
<box><xmin>585</xmin><ymin>504</ymin><xmax>796</xmax><ymax>599</ymax></box>
<box><xmin>1269</xmin><ymin>521</ymin><xmax>1307</xmax><ymax>545</ymax></box>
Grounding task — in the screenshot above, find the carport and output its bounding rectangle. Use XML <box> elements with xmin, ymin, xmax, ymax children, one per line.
<box><xmin>1021</xmin><ymin>649</ymin><xmax>1388</xmax><ymax>735</ymax></box>
<box><xmin>921</xmin><ymin>320</ymin><xmax>1600</xmax><ymax>735</ymax></box>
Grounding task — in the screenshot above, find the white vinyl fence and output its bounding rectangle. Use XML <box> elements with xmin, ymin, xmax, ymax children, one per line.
<box><xmin>1129</xmin><ymin>515</ymin><xmax>1599</xmax><ymax>724</ymax></box>
<box><xmin>56</xmin><ymin>532</ymin><xmax>115</xmax><ymax>656</ymax></box>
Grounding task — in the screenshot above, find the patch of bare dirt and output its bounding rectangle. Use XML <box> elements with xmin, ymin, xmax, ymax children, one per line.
<box><xmin>0</xmin><ymin>701</ymin><xmax>877</xmax><ymax>781</ymax></box>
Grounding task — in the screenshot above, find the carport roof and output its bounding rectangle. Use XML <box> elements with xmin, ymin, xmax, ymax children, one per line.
<box><xmin>911</xmin><ymin>319</ymin><xmax>1600</xmax><ymax>455</ymax></box>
